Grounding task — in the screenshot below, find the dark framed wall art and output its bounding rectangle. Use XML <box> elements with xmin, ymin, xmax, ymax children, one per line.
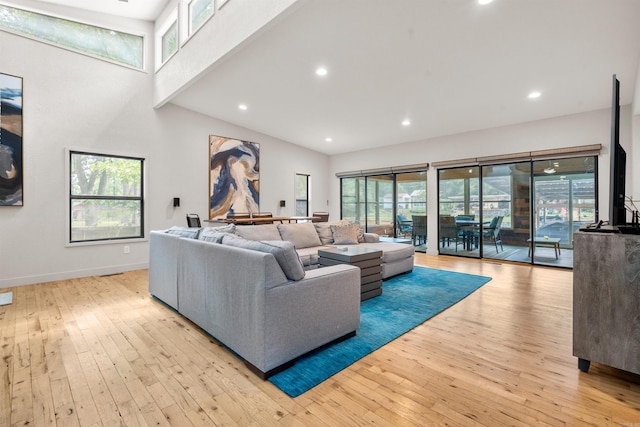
<box><xmin>0</xmin><ymin>72</ymin><xmax>23</xmax><ymax>206</ymax></box>
<box><xmin>209</xmin><ymin>135</ymin><xmax>260</xmax><ymax>219</ymax></box>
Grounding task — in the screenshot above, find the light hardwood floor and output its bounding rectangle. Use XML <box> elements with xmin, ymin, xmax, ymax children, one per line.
<box><xmin>1</xmin><ymin>254</ymin><xmax>639</xmax><ymax>426</ymax></box>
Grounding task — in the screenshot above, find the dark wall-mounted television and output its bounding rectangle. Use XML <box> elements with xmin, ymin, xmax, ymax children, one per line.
<box><xmin>609</xmin><ymin>74</ymin><xmax>627</xmax><ymax>226</ymax></box>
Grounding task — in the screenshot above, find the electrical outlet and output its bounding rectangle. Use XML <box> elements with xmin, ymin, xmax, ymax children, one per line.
<box><xmin>124</xmin><ymin>246</ymin><xmax>130</xmax><ymax>254</ymax></box>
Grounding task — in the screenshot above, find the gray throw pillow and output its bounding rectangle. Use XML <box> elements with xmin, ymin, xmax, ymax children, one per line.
<box><xmin>277</xmin><ymin>222</ymin><xmax>322</xmax><ymax>249</ymax></box>
<box><xmin>166</xmin><ymin>226</ymin><xmax>201</xmax><ymax>239</ymax></box>
<box><xmin>221</xmin><ymin>236</ymin><xmax>305</xmax><ymax>281</ymax></box>
<box><xmin>199</xmin><ymin>224</ymin><xmax>236</xmax><ymax>242</ymax></box>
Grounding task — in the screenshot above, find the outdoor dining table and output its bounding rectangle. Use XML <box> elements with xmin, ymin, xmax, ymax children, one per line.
<box><xmin>455</xmin><ymin>219</ymin><xmax>491</xmax><ymax>250</ymax></box>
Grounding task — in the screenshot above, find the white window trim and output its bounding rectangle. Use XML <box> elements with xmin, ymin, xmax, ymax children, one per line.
<box><xmin>180</xmin><ymin>0</ymin><xmax>214</xmax><ymax>44</ymax></box>
<box><xmin>0</xmin><ymin>1</ymin><xmax>147</xmax><ymax>71</ymax></box>
<box><xmin>64</xmin><ymin>147</ymin><xmax>148</xmax><ymax>247</ymax></box>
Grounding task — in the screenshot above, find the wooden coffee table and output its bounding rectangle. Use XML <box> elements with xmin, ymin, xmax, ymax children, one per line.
<box><xmin>527</xmin><ymin>237</ymin><xmax>561</xmax><ymax>259</ymax></box>
<box><xmin>318</xmin><ymin>246</ymin><xmax>383</xmax><ymax>300</ymax></box>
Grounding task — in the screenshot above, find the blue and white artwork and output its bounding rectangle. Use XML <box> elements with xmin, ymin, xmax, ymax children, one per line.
<box><xmin>209</xmin><ymin>135</ymin><xmax>259</xmax><ymax>219</ymax></box>
<box><xmin>0</xmin><ymin>72</ymin><xmax>23</xmax><ymax>206</ymax></box>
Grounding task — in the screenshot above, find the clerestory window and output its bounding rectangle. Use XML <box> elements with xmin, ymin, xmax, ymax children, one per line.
<box><xmin>0</xmin><ymin>4</ymin><xmax>144</xmax><ymax>69</ymax></box>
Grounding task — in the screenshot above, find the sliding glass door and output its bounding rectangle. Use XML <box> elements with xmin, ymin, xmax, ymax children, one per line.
<box><xmin>397</xmin><ymin>172</ymin><xmax>427</xmax><ymax>250</ymax></box>
<box><xmin>340</xmin><ymin>170</ymin><xmax>428</xmax><ymax>248</ymax></box>
<box><xmin>366</xmin><ymin>174</ymin><xmax>394</xmax><ymax>236</ymax></box>
<box><xmin>481</xmin><ymin>162</ymin><xmax>531</xmax><ymax>262</ymax></box>
<box><xmin>437</xmin><ymin>156</ymin><xmax>596</xmax><ymax>268</ymax></box>
<box><xmin>531</xmin><ymin>157</ymin><xmax>596</xmax><ymax>267</ymax></box>
<box><xmin>341</xmin><ymin>177</ymin><xmax>365</xmax><ymax>225</ymax></box>
<box><xmin>438</xmin><ymin>167</ymin><xmax>480</xmax><ymax>258</ymax></box>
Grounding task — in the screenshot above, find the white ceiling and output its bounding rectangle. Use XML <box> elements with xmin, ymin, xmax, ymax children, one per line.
<box><xmin>27</xmin><ymin>0</ymin><xmax>640</xmax><ymax>155</ymax></box>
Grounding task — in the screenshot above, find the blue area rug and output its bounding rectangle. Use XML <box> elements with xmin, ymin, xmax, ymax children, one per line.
<box><xmin>269</xmin><ymin>265</ymin><xmax>491</xmax><ymax>397</ymax></box>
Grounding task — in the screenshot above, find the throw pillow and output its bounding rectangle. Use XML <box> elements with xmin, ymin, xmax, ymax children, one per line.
<box><xmin>314</xmin><ymin>219</ymin><xmax>349</xmax><ymax>245</ymax></box>
<box><xmin>166</xmin><ymin>226</ymin><xmax>201</xmax><ymax>239</ymax></box>
<box><xmin>277</xmin><ymin>222</ymin><xmax>322</xmax><ymax>249</ymax></box>
<box><xmin>330</xmin><ymin>224</ymin><xmax>360</xmax><ymax>245</ymax></box>
<box><xmin>351</xmin><ymin>222</ymin><xmax>365</xmax><ymax>243</ymax></box>
<box><xmin>199</xmin><ymin>224</ymin><xmax>236</xmax><ymax>242</ymax></box>
<box><xmin>221</xmin><ymin>236</ymin><xmax>305</xmax><ymax>281</ymax></box>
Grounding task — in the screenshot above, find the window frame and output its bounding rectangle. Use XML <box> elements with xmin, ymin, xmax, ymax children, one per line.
<box><xmin>339</xmin><ymin>168</ymin><xmax>428</xmax><ymax>236</ymax></box>
<box><xmin>180</xmin><ymin>0</ymin><xmax>214</xmax><ymax>42</ymax></box>
<box><xmin>0</xmin><ymin>3</ymin><xmax>145</xmax><ymax>70</ymax></box>
<box><xmin>155</xmin><ymin>7</ymin><xmax>179</xmax><ymax>70</ymax></box>
<box><xmin>295</xmin><ymin>173</ymin><xmax>310</xmax><ymax>216</ymax></box>
<box><xmin>65</xmin><ymin>148</ymin><xmax>147</xmax><ymax>246</ymax></box>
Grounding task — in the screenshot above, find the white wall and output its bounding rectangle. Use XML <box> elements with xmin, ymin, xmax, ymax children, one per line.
<box><xmin>154</xmin><ymin>0</ymin><xmax>301</xmax><ymax>106</ymax></box>
<box><xmin>329</xmin><ymin>107</ymin><xmax>634</xmax><ymax>255</ymax></box>
<box><xmin>0</xmin><ymin>28</ymin><xmax>330</xmax><ymax>288</ymax></box>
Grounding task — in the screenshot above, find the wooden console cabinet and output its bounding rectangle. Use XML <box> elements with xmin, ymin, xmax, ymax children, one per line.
<box><xmin>573</xmin><ymin>231</ymin><xmax>640</xmax><ymax>374</ymax></box>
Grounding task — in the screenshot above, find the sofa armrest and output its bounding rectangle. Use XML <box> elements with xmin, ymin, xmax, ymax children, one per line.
<box><xmin>149</xmin><ymin>231</ymin><xmax>180</xmax><ymax>309</ymax></box>
<box><xmin>364</xmin><ymin>232</ymin><xmax>380</xmax><ymax>243</ymax></box>
<box><xmin>262</xmin><ymin>264</ymin><xmax>361</xmax><ymax>372</ymax></box>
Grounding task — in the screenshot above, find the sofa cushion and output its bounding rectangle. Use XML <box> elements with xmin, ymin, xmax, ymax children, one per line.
<box><xmin>358</xmin><ymin>242</ymin><xmax>415</xmax><ymax>263</ymax></box>
<box><xmin>235</xmin><ymin>224</ymin><xmax>281</xmax><ymax>241</ymax></box>
<box><xmin>296</xmin><ymin>246</ymin><xmax>323</xmax><ymax>267</ymax></box>
<box><xmin>221</xmin><ymin>236</ymin><xmax>305</xmax><ymax>281</ymax></box>
<box><xmin>166</xmin><ymin>226</ymin><xmax>201</xmax><ymax>239</ymax></box>
<box><xmin>277</xmin><ymin>222</ymin><xmax>322</xmax><ymax>249</ymax></box>
<box><xmin>330</xmin><ymin>223</ymin><xmax>361</xmax><ymax>244</ymax></box>
<box><xmin>314</xmin><ymin>219</ymin><xmax>349</xmax><ymax>245</ymax></box>
<box><xmin>199</xmin><ymin>224</ymin><xmax>236</xmax><ymax>243</ymax></box>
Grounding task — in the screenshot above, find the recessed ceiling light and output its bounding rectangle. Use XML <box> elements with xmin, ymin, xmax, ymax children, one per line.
<box><xmin>528</xmin><ymin>91</ymin><xmax>541</xmax><ymax>99</ymax></box>
<box><xmin>478</xmin><ymin>0</ymin><xmax>493</xmax><ymax>4</ymax></box>
<box><xmin>238</xmin><ymin>104</ymin><xmax>248</xmax><ymax>110</ymax></box>
<box><xmin>315</xmin><ymin>67</ymin><xmax>328</xmax><ymax>76</ymax></box>
<box><xmin>402</xmin><ymin>119</ymin><xmax>411</xmax><ymax>126</ymax></box>
<box><xmin>325</xmin><ymin>137</ymin><xmax>333</xmax><ymax>142</ymax></box>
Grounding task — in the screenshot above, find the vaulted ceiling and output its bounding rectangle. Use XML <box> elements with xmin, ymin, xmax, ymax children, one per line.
<box><xmin>25</xmin><ymin>0</ymin><xmax>640</xmax><ymax>155</ymax></box>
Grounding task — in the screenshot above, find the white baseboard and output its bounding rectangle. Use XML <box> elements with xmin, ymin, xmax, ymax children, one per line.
<box><xmin>0</xmin><ymin>262</ymin><xmax>149</xmax><ymax>289</ymax></box>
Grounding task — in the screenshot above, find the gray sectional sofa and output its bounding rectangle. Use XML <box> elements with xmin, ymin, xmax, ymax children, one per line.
<box><xmin>233</xmin><ymin>220</ymin><xmax>415</xmax><ymax>279</ymax></box>
<box><xmin>148</xmin><ymin>220</ymin><xmax>414</xmax><ymax>378</ymax></box>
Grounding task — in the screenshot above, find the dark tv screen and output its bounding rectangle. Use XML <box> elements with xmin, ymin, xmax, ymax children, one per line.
<box><xmin>609</xmin><ymin>74</ymin><xmax>627</xmax><ymax>226</ymax></box>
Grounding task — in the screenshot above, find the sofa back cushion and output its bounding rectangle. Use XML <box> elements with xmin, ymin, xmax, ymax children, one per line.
<box><xmin>235</xmin><ymin>224</ymin><xmax>281</xmax><ymax>241</ymax></box>
<box><xmin>314</xmin><ymin>219</ymin><xmax>349</xmax><ymax>245</ymax></box>
<box><xmin>221</xmin><ymin>235</ymin><xmax>305</xmax><ymax>281</ymax></box>
<box><xmin>277</xmin><ymin>222</ymin><xmax>322</xmax><ymax>249</ymax></box>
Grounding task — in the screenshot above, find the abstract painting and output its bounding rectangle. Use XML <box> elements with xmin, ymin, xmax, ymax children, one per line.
<box><xmin>0</xmin><ymin>72</ymin><xmax>23</xmax><ymax>206</ymax></box>
<box><xmin>209</xmin><ymin>135</ymin><xmax>259</xmax><ymax>219</ymax></box>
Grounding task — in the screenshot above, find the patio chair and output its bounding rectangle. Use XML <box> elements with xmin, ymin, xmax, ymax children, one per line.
<box><xmin>482</xmin><ymin>216</ymin><xmax>504</xmax><ymax>252</ymax></box>
<box><xmin>411</xmin><ymin>215</ymin><xmax>427</xmax><ymax>246</ymax></box>
<box><xmin>440</xmin><ymin>215</ymin><xmax>462</xmax><ymax>250</ymax></box>
<box><xmin>396</xmin><ymin>214</ymin><xmax>413</xmax><ymax>237</ymax></box>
